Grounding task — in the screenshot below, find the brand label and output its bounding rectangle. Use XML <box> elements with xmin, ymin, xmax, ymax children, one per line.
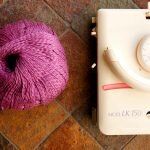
<box><xmin>108</xmin><ymin>109</ymin><xmax>143</xmax><ymax>118</ymax></box>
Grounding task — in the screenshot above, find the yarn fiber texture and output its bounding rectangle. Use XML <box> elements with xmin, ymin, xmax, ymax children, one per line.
<box><xmin>0</xmin><ymin>20</ymin><xmax>68</xmax><ymax>110</ymax></box>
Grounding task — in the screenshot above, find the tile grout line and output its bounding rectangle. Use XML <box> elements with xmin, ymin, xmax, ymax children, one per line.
<box><xmin>56</xmin><ymin>99</ymin><xmax>78</xmax><ymax>115</ymax></box>
<box><xmin>71</xmin><ymin>116</ymin><xmax>104</xmax><ymax>149</ymax></box>
<box><xmin>42</xmin><ymin>0</ymin><xmax>89</xmax><ymax>48</ymax></box>
<box><xmin>66</xmin><ymin>24</ymin><xmax>90</xmax><ymax>49</ymax></box>
<box><xmin>121</xmin><ymin>135</ymin><xmax>137</xmax><ymax>150</ymax></box>
<box><xmin>34</xmin><ymin>111</ymin><xmax>70</xmax><ymax>149</ymax></box>
<box><xmin>58</xmin><ymin>28</ymin><xmax>71</xmax><ymax>39</ymax></box>
<box><xmin>70</xmin><ymin>96</ymin><xmax>92</xmax><ymax>115</ymax></box>
<box><xmin>42</xmin><ymin>0</ymin><xmax>70</xmax><ymax>27</ymax></box>
<box><xmin>131</xmin><ymin>0</ymin><xmax>139</xmax><ymax>8</ymax></box>
<box><xmin>70</xmin><ymin>27</ymin><xmax>90</xmax><ymax>47</ymax></box>
<box><xmin>56</xmin><ymin>100</ymin><xmax>103</xmax><ymax>148</ymax></box>
<box><xmin>0</xmin><ymin>132</ymin><xmax>19</xmax><ymax>150</ymax></box>
<box><xmin>34</xmin><ymin>115</ymin><xmax>70</xmax><ymax>149</ymax></box>
<box><xmin>55</xmin><ymin>99</ymin><xmax>82</xmax><ymax>124</ymax></box>
<box><xmin>55</xmin><ymin>100</ymin><xmax>71</xmax><ymax>117</ymax></box>
<box><xmin>34</xmin><ymin>100</ymin><xmax>71</xmax><ymax>149</ymax></box>
<box><xmin>71</xmin><ymin>113</ymin><xmax>105</xmax><ymax>149</ymax></box>
<box><xmin>56</xmin><ymin>92</ymin><xmax>92</xmax><ymax>115</ymax></box>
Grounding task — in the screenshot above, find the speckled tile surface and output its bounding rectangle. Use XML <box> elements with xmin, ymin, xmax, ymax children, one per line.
<box><xmin>0</xmin><ymin>101</ymin><xmax>68</xmax><ymax>149</ymax></box>
<box><xmin>39</xmin><ymin>117</ymin><xmax>103</xmax><ymax>150</ymax></box>
<box><xmin>0</xmin><ymin>0</ymin><xmax>149</xmax><ymax>149</ymax></box>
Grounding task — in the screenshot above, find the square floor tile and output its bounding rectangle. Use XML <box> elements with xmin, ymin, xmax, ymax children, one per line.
<box><xmin>0</xmin><ymin>101</ymin><xmax>68</xmax><ymax>149</ymax></box>
<box><xmin>39</xmin><ymin>117</ymin><xmax>103</xmax><ymax>150</ymax></box>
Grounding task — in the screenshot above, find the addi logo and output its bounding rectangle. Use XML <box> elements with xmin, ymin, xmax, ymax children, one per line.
<box><xmin>108</xmin><ymin>109</ymin><xmax>143</xmax><ymax>118</ymax></box>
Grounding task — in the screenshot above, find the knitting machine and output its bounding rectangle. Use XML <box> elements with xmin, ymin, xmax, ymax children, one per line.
<box><xmin>92</xmin><ymin>2</ymin><xmax>150</xmax><ymax>135</ymax></box>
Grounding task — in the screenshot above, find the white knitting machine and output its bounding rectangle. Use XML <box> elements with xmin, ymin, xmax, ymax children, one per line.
<box><xmin>92</xmin><ymin>2</ymin><xmax>150</xmax><ymax>135</ymax></box>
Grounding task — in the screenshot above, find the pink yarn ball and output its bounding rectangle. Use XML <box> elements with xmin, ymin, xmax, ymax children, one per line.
<box><xmin>0</xmin><ymin>20</ymin><xmax>68</xmax><ymax>110</ymax></box>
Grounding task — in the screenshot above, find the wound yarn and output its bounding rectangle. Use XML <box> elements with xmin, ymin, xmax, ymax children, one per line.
<box><xmin>0</xmin><ymin>20</ymin><xmax>69</xmax><ymax>110</ymax></box>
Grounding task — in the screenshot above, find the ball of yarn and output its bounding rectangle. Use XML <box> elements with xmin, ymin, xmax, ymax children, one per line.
<box><xmin>0</xmin><ymin>20</ymin><xmax>68</xmax><ymax>110</ymax></box>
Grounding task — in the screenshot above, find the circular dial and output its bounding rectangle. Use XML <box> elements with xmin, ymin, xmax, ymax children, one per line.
<box><xmin>137</xmin><ymin>35</ymin><xmax>150</xmax><ymax>72</ymax></box>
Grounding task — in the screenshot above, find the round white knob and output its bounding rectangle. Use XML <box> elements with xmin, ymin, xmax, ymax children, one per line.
<box><xmin>137</xmin><ymin>35</ymin><xmax>150</xmax><ymax>72</ymax></box>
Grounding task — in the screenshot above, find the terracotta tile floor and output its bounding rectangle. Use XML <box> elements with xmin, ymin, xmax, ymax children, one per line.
<box><xmin>0</xmin><ymin>0</ymin><xmax>149</xmax><ymax>149</ymax></box>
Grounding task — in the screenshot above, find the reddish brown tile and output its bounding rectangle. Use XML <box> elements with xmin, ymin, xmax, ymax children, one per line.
<box><xmin>124</xmin><ymin>136</ymin><xmax>150</xmax><ymax>150</ymax></box>
<box><xmin>45</xmin><ymin>0</ymin><xmax>91</xmax><ymax>23</ymax></box>
<box><xmin>58</xmin><ymin>30</ymin><xmax>93</xmax><ymax>112</ymax></box>
<box><xmin>39</xmin><ymin>117</ymin><xmax>102</xmax><ymax>150</ymax></box>
<box><xmin>0</xmin><ymin>0</ymin><xmax>3</xmax><ymax>5</ymax></box>
<box><xmin>0</xmin><ymin>101</ymin><xmax>68</xmax><ymax>149</ymax></box>
<box><xmin>72</xmin><ymin>101</ymin><xmax>135</xmax><ymax>149</ymax></box>
<box><xmin>0</xmin><ymin>133</ymin><xmax>16</xmax><ymax>150</ymax></box>
<box><xmin>0</xmin><ymin>0</ymin><xmax>69</xmax><ymax>36</ymax></box>
<box><xmin>133</xmin><ymin>0</ymin><xmax>149</xmax><ymax>8</ymax></box>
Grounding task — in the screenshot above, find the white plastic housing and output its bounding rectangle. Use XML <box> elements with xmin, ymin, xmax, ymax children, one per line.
<box><xmin>97</xmin><ymin>9</ymin><xmax>150</xmax><ymax>135</ymax></box>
